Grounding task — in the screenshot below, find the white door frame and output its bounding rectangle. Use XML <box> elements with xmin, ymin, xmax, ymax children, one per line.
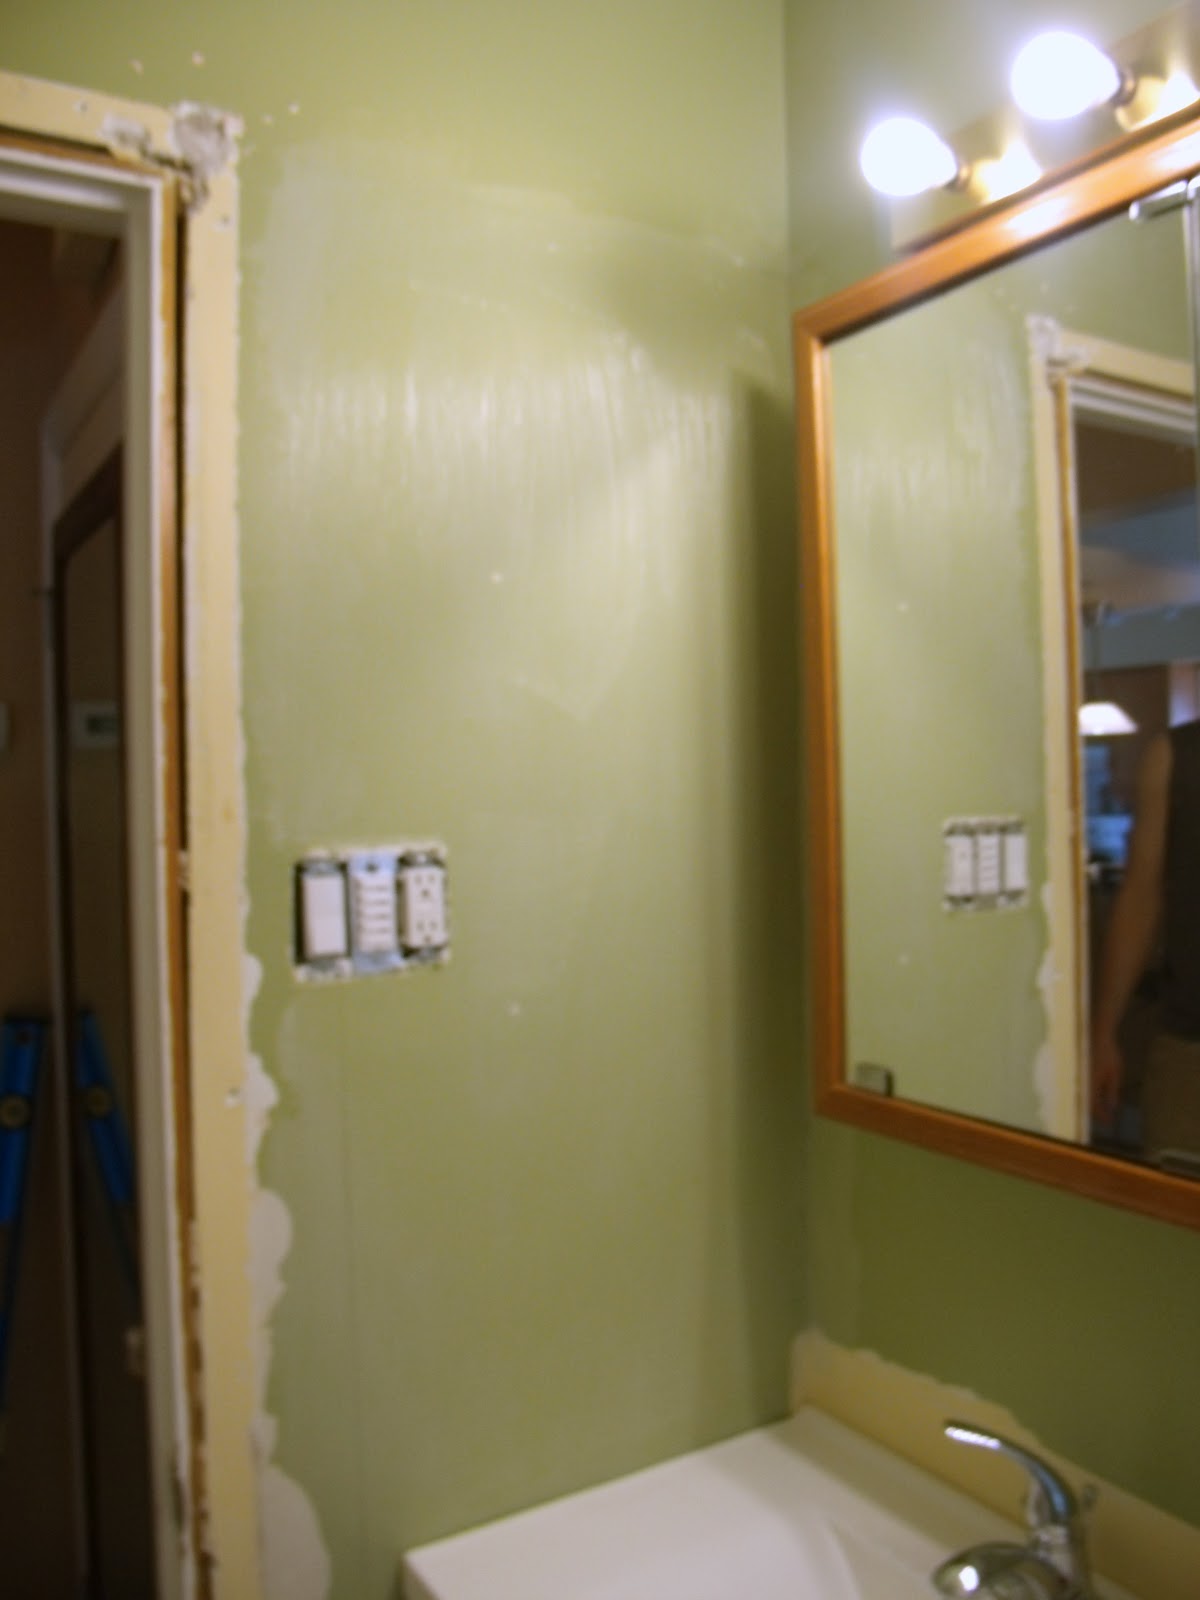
<box><xmin>0</xmin><ymin>79</ymin><xmax>260</xmax><ymax>1600</ymax></box>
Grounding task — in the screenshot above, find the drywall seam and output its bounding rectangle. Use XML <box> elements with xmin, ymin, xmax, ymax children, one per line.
<box><xmin>790</xmin><ymin>1330</ymin><xmax>1200</xmax><ymax>1600</ymax></box>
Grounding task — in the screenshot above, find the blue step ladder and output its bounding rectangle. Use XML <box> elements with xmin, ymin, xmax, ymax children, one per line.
<box><xmin>0</xmin><ymin>1012</ymin><xmax>141</xmax><ymax>1449</ymax></box>
<box><xmin>0</xmin><ymin>1018</ymin><xmax>47</xmax><ymax>1451</ymax></box>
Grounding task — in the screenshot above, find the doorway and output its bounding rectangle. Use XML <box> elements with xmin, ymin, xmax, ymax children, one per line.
<box><xmin>1</xmin><ymin>208</ymin><xmax>161</xmax><ymax>1597</ymax></box>
<box><xmin>0</xmin><ymin>78</ymin><xmax>258</xmax><ymax>1600</ymax></box>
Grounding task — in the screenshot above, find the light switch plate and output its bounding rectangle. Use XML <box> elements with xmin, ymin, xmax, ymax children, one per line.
<box><xmin>295</xmin><ymin>842</ymin><xmax>449</xmax><ymax>980</ymax></box>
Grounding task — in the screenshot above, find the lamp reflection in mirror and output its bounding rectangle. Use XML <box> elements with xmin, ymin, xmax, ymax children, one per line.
<box><xmin>859</xmin><ymin>116</ymin><xmax>964</xmax><ymax>197</ymax></box>
<box><xmin>1079</xmin><ymin>699</ymin><xmax>1138</xmax><ymax>736</ymax></box>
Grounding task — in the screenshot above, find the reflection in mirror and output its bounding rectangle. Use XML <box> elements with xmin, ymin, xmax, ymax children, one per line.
<box><xmin>1074</xmin><ymin>369</ymin><xmax>1200</xmax><ymax>1175</ymax></box>
<box><xmin>795</xmin><ymin>105</ymin><xmax>1200</xmax><ymax>1227</ymax></box>
<box><xmin>829</xmin><ymin>201</ymin><xmax>1193</xmax><ymax>1149</ymax></box>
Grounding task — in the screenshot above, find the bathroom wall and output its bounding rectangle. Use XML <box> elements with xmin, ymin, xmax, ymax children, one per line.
<box><xmin>2</xmin><ymin>5</ymin><xmax>805</xmax><ymax>1595</ymax></box>
<box><xmin>786</xmin><ymin>0</ymin><xmax>1200</xmax><ymax>1531</ymax></box>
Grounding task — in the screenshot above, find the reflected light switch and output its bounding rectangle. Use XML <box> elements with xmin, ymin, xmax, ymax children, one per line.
<box><xmin>976</xmin><ymin>829</ymin><xmax>1002</xmax><ymax>896</ymax></box>
<box><xmin>944</xmin><ymin>831</ymin><xmax>974</xmax><ymax>900</ymax></box>
<box><xmin>1003</xmin><ymin>827</ymin><xmax>1029</xmax><ymax>895</ymax></box>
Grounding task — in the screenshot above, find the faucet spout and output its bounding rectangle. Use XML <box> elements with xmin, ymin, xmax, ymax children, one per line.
<box><xmin>943</xmin><ymin>1420</ymin><xmax>1079</xmax><ymax>1527</ymax></box>
<box><xmin>937</xmin><ymin>1420</ymin><xmax>1095</xmax><ymax>1598</ymax></box>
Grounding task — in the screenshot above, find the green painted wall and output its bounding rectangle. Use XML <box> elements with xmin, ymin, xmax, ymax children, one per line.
<box><xmin>787</xmin><ymin>0</ymin><xmax>1200</xmax><ymax>1532</ymax></box>
<box><xmin>3</xmin><ymin>4</ymin><xmax>805</xmax><ymax>1596</ymax></box>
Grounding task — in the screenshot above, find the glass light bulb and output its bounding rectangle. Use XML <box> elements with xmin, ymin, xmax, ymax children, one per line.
<box><xmin>1011</xmin><ymin>31</ymin><xmax>1122</xmax><ymax>120</ymax></box>
<box><xmin>859</xmin><ymin>116</ymin><xmax>960</xmax><ymax>197</ymax></box>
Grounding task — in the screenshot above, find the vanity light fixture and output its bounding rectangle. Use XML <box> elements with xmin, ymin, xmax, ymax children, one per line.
<box><xmin>859</xmin><ymin>116</ymin><xmax>965</xmax><ymax>198</ymax></box>
<box><xmin>1139</xmin><ymin>67</ymin><xmax>1200</xmax><ymax>125</ymax></box>
<box><xmin>971</xmin><ymin>140</ymin><xmax>1043</xmax><ymax>204</ymax></box>
<box><xmin>1010</xmin><ymin>30</ymin><xmax>1131</xmax><ymax>121</ymax></box>
<box><xmin>1011</xmin><ymin>30</ymin><xmax>1200</xmax><ymax>129</ymax></box>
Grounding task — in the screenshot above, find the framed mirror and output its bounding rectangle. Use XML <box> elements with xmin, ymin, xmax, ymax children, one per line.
<box><xmin>795</xmin><ymin>106</ymin><xmax>1200</xmax><ymax>1229</ymax></box>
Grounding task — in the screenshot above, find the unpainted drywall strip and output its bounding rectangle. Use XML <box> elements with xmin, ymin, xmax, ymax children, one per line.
<box><xmin>243</xmin><ymin>961</ymin><xmax>331</xmax><ymax>1600</ymax></box>
<box><xmin>791</xmin><ymin>1330</ymin><xmax>1200</xmax><ymax>1600</ymax></box>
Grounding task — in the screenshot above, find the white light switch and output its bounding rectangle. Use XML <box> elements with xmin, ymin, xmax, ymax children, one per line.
<box><xmin>299</xmin><ymin>862</ymin><xmax>349</xmax><ymax>961</ymax></box>
<box><xmin>944</xmin><ymin>831</ymin><xmax>975</xmax><ymax>899</ymax></box>
<box><xmin>1003</xmin><ymin>827</ymin><xmax>1029</xmax><ymax>895</ymax></box>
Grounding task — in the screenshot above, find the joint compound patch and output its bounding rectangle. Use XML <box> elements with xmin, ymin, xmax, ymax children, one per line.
<box><xmin>99</xmin><ymin>113</ymin><xmax>154</xmax><ymax>162</ymax></box>
<box><xmin>243</xmin><ymin>955</ymin><xmax>332</xmax><ymax>1597</ymax></box>
<box><xmin>169</xmin><ymin>101</ymin><xmax>242</xmax><ymax>203</ymax></box>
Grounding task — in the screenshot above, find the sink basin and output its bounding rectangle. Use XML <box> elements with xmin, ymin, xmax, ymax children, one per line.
<box><xmin>404</xmin><ymin>1409</ymin><xmax>1023</xmax><ymax>1600</ymax></box>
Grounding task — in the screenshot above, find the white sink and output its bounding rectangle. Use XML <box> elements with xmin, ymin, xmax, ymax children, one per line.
<box><xmin>403</xmin><ymin>1408</ymin><xmax>1100</xmax><ymax>1600</ymax></box>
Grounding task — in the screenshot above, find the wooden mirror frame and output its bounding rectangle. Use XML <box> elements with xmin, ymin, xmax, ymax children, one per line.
<box><xmin>795</xmin><ymin>107</ymin><xmax>1200</xmax><ymax>1232</ymax></box>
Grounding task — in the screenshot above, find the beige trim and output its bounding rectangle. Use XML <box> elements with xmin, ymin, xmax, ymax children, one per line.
<box><xmin>178</xmin><ymin>147</ymin><xmax>261</xmax><ymax>1600</ymax></box>
<box><xmin>792</xmin><ymin>1332</ymin><xmax>1200</xmax><ymax>1600</ymax></box>
<box><xmin>0</xmin><ymin>71</ymin><xmax>259</xmax><ymax>1600</ymax></box>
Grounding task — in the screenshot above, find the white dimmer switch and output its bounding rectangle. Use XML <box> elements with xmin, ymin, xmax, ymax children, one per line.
<box><xmin>349</xmin><ymin>855</ymin><xmax>400</xmax><ymax>955</ymax></box>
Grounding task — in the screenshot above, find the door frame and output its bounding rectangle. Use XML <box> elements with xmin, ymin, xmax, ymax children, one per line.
<box><xmin>1028</xmin><ymin>315</ymin><xmax>1196</xmax><ymax>1142</ymax></box>
<box><xmin>0</xmin><ymin>75</ymin><xmax>258</xmax><ymax>1600</ymax></box>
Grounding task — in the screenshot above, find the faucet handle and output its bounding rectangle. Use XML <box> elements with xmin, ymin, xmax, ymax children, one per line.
<box><xmin>943</xmin><ymin>1420</ymin><xmax>1078</xmax><ymax>1527</ymax></box>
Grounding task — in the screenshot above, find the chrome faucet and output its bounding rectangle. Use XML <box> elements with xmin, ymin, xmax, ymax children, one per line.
<box><xmin>931</xmin><ymin>1420</ymin><xmax>1097</xmax><ymax>1600</ymax></box>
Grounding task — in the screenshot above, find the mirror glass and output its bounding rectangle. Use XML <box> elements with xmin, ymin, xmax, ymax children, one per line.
<box><xmin>797</xmin><ymin>112</ymin><xmax>1200</xmax><ymax>1223</ymax></box>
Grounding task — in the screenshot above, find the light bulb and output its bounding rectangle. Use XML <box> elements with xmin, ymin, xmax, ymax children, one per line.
<box><xmin>859</xmin><ymin>116</ymin><xmax>961</xmax><ymax>198</ymax></box>
<box><xmin>1011</xmin><ymin>30</ymin><xmax>1123</xmax><ymax>121</ymax></box>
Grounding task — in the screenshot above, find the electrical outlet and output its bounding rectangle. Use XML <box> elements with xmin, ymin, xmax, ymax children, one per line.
<box><xmin>399</xmin><ymin>858</ymin><xmax>448</xmax><ymax>952</ymax></box>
